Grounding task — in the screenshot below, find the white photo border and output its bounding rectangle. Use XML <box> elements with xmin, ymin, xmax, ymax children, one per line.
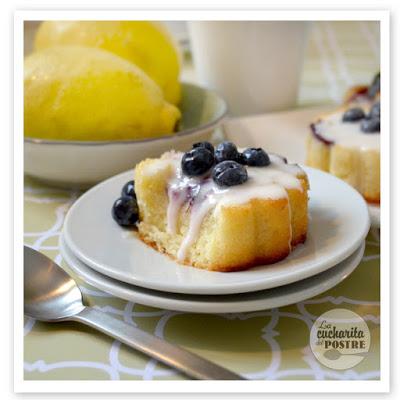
<box><xmin>14</xmin><ymin>9</ymin><xmax>390</xmax><ymax>393</ymax></box>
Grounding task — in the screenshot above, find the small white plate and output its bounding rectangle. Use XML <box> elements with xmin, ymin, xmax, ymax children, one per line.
<box><xmin>63</xmin><ymin>167</ymin><xmax>370</xmax><ymax>295</ymax></box>
<box><xmin>368</xmin><ymin>203</ymin><xmax>380</xmax><ymax>228</ymax></box>
<box><xmin>60</xmin><ymin>237</ymin><xmax>365</xmax><ymax>314</ymax></box>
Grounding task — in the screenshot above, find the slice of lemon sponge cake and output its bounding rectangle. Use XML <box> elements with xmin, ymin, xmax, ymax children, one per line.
<box><xmin>135</xmin><ymin>142</ymin><xmax>309</xmax><ymax>272</ymax></box>
<box><xmin>306</xmin><ymin>73</ymin><xmax>380</xmax><ymax>204</ymax></box>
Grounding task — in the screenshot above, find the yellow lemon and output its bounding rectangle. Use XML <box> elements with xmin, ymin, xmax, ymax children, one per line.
<box><xmin>34</xmin><ymin>21</ymin><xmax>181</xmax><ymax>104</ymax></box>
<box><xmin>24</xmin><ymin>46</ymin><xmax>181</xmax><ymax>141</ymax></box>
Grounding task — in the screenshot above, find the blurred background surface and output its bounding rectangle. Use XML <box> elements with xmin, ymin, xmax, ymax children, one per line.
<box><xmin>25</xmin><ymin>21</ymin><xmax>380</xmax><ymax>108</ymax></box>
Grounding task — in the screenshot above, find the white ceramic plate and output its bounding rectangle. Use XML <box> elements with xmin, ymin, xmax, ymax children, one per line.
<box><xmin>63</xmin><ymin>166</ymin><xmax>370</xmax><ymax>295</ymax></box>
<box><xmin>368</xmin><ymin>203</ymin><xmax>380</xmax><ymax>228</ymax></box>
<box><xmin>60</xmin><ymin>237</ymin><xmax>365</xmax><ymax>314</ymax></box>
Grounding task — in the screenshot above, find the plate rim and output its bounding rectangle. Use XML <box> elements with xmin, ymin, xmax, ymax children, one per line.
<box><xmin>60</xmin><ymin>237</ymin><xmax>365</xmax><ymax>314</ymax></box>
<box><xmin>368</xmin><ymin>203</ymin><xmax>380</xmax><ymax>228</ymax></box>
<box><xmin>63</xmin><ymin>166</ymin><xmax>370</xmax><ymax>295</ymax></box>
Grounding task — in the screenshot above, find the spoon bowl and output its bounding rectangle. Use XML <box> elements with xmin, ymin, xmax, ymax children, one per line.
<box><xmin>24</xmin><ymin>246</ymin><xmax>85</xmax><ymax>321</ymax></box>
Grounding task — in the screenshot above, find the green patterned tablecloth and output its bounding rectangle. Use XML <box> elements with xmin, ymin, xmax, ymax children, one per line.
<box><xmin>24</xmin><ymin>21</ymin><xmax>380</xmax><ymax>380</ymax></box>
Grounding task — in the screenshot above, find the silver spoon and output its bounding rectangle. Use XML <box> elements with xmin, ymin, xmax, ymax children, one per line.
<box><xmin>24</xmin><ymin>246</ymin><xmax>244</xmax><ymax>380</ymax></box>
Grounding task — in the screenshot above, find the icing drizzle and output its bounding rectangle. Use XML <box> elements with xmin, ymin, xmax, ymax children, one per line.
<box><xmin>160</xmin><ymin>152</ymin><xmax>305</xmax><ymax>262</ymax></box>
<box><xmin>313</xmin><ymin>106</ymin><xmax>380</xmax><ymax>151</ymax></box>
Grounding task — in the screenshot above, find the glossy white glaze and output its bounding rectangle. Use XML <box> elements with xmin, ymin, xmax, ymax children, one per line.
<box><xmin>160</xmin><ymin>152</ymin><xmax>306</xmax><ymax>261</ymax></box>
<box><xmin>315</xmin><ymin>110</ymin><xmax>380</xmax><ymax>151</ymax></box>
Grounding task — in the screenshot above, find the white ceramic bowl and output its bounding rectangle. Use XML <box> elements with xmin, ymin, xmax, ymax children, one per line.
<box><xmin>24</xmin><ymin>83</ymin><xmax>227</xmax><ymax>188</ymax></box>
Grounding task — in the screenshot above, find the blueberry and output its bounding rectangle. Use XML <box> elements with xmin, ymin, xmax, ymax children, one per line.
<box><xmin>192</xmin><ymin>141</ymin><xmax>214</xmax><ymax>154</ymax></box>
<box><xmin>361</xmin><ymin>117</ymin><xmax>380</xmax><ymax>133</ymax></box>
<box><xmin>121</xmin><ymin>180</ymin><xmax>136</xmax><ymax>199</ymax></box>
<box><xmin>181</xmin><ymin>147</ymin><xmax>215</xmax><ymax>176</ymax></box>
<box><xmin>369</xmin><ymin>102</ymin><xmax>380</xmax><ymax>119</ymax></box>
<box><xmin>342</xmin><ymin>107</ymin><xmax>365</xmax><ymax>122</ymax></box>
<box><xmin>368</xmin><ymin>72</ymin><xmax>380</xmax><ymax>98</ymax></box>
<box><xmin>237</xmin><ymin>152</ymin><xmax>247</xmax><ymax>165</ymax></box>
<box><xmin>214</xmin><ymin>141</ymin><xmax>240</xmax><ymax>163</ymax></box>
<box><xmin>212</xmin><ymin>160</ymin><xmax>248</xmax><ymax>187</ymax></box>
<box><xmin>242</xmin><ymin>148</ymin><xmax>271</xmax><ymax>167</ymax></box>
<box><xmin>112</xmin><ymin>196</ymin><xmax>139</xmax><ymax>227</ymax></box>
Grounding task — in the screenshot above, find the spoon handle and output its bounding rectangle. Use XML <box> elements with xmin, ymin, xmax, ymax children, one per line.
<box><xmin>70</xmin><ymin>307</ymin><xmax>244</xmax><ymax>380</ymax></box>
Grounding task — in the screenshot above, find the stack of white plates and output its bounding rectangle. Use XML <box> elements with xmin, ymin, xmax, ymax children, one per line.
<box><xmin>60</xmin><ymin>167</ymin><xmax>370</xmax><ymax>313</ymax></box>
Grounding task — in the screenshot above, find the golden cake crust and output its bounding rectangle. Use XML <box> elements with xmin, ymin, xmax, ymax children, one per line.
<box><xmin>306</xmin><ymin>84</ymin><xmax>380</xmax><ymax>204</ymax></box>
<box><xmin>139</xmin><ymin>228</ymin><xmax>307</xmax><ymax>272</ymax></box>
<box><xmin>135</xmin><ymin>153</ymin><xmax>309</xmax><ymax>272</ymax></box>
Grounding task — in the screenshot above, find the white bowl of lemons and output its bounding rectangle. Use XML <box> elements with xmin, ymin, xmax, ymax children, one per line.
<box><xmin>23</xmin><ymin>21</ymin><xmax>227</xmax><ymax>188</ymax></box>
<box><xmin>24</xmin><ymin>82</ymin><xmax>227</xmax><ymax>188</ymax></box>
